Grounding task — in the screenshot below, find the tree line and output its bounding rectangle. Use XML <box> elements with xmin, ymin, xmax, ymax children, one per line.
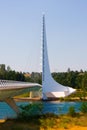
<box><xmin>0</xmin><ymin>64</ymin><xmax>25</xmax><ymax>81</ymax></box>
<box><xmin>52</xmin><ymin>69</ymin><xmax>87</xmax><ymax>90</ymax></box>
<box><xmin>0</xmin><ymin>64</ymin><xmax>87</xmax><ymax>90</ymax></box>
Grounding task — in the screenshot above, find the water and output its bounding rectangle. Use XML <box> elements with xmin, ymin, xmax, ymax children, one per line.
<box><xmin>0</xmin><ymin>101</ymin><xmax>83</xmax><ymax>119</ymax></box>
<box><xmin>42</xmin><ymin>101</ymin><xmax>82</xmax><ymax>114</ymax></box>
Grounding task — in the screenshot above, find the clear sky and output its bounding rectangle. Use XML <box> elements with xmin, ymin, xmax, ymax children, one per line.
<box><xmin>0</xmin><ymin>0</ymin><xmax>87</xmax><ymax>73</ymax></box>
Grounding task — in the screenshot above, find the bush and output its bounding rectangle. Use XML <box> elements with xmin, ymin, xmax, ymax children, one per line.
<box><xmin>80</xmin><ymin>102</ymin><xmax>87</xmax><ymax>113</ymax></box>
<box><xmin>40</xmin><ymin>117</ymin><xmax>57</xmax><ymax>129</ymax></box>
<box><xmin>18</xmin><ymin>103</ymin><xmax>43</xmax><ymax>120</ymax></box>
<box><xmin>68</xmin><ymin>106</ymin><xmax>76</xmax><ymax>117</ymax></box>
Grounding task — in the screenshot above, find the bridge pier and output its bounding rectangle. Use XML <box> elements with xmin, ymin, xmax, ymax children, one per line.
<box><xmin>5</xmin><ymin>98</ymin><xmax>20</xmax><ymax>114</ymax></box>
<box><xmin>29</xmin><ymin>91</ymin><xmax>33</xmax><ymax>98</ymax></box>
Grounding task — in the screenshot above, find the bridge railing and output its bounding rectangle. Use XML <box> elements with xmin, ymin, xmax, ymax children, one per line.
<box><xmin>0</xmin><ymin>80</ymin><xmax>41</xmax><ymax>88</ymax></box>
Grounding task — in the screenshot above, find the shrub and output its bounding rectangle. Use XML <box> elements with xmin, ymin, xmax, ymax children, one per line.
<box><xmin>18</xmin><ymin>103</ymin><xmax>43</xmax><ymax>120</ymax></box>
<box><xmin>40</xmin><ymin>117</ymin><xmax>56</xmax><ymax>129</ymax></box>
<box><xmin>58</xmin><ymin>106</ymin><xmax>62</xmax><ymax>115</ymax></box>
<box><xmin>68</xmin><ymin>106</ymin><xmax>76</xmax><ymax>117</ymax></box>
<box><xmin>80</xmin><ymin>102</ymin><xmax>87</xmax><ymax>113</ymax></box>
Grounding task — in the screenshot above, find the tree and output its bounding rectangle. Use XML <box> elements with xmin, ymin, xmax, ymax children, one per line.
<box><xmin>67</xmin><ymin>68</ymin><xmax>71</xmax><ymax>73</ymax></box>
<box><xmin>81</xmin><ymin>72</ymin><xmax>87</xmax><ymax>99</ymax></box>
<box><xmin>7</xmin><ymin>66</ymin><xmax>11</xmax><ymax>72</ymax></box>
<box><xmin>0</xmin><ymin>64</ymin><xmax>5</xmax><ymax>72</ymax></box>
<box><xmin>0</xmin><ymin>64</ymin><xmax>6</xmax><ymax>79</ymax></box>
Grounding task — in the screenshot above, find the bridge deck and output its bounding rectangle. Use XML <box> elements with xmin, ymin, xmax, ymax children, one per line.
<box><xmin>0</xmin><ymin>80</ymin><xmax>41</xmax><ymax>90</ymax></box>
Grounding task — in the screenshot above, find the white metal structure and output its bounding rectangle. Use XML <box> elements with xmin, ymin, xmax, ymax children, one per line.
<box><xmin>42</xmin><ymin>15</ymin><xmax>76</xmax><ymax>100</ymax></box>
<box><xmin>0</xmin><ymin>80</ymin><xmax>41</xmax><ymax>100</ymax></box>
<box><xmin>0</xmin><ymin>80</ymin><xmax>41</xmax><ymax>113</ymax></box>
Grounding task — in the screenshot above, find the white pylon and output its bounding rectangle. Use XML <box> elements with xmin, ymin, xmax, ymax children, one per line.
<box><xmin>42</xmin><ymin>15</ymin><xmax>76</xmax><ymax>100</ymax></box>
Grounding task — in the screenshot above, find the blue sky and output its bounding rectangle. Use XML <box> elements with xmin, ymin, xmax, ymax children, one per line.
<box><xmin>0</xmin><ymin>0</ymin><xmax>87</xmax><ymax>73</ymax></box>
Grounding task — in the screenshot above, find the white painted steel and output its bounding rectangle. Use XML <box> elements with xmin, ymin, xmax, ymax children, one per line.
<box><xmin>0</xmin><ymin>80</ymin><xmax>41</xmax><ymax>100</ymax></box>
<box><xmin>42</xmin><ymin>15</ymin><xmax>76</xmax><ymax>100</ymax></box>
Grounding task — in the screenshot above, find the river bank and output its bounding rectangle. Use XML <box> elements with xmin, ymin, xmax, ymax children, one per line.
<box><xmin>41</xmin><ymin>127</ymin><xmax>87</xmax><ymax>130</ymax></box>
<box><xmin>0</xmin><ymin>113</ymin><xmax>87</xmax><ymax>130</ymax></box>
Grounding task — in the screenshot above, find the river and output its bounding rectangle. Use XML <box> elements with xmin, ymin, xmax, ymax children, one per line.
<box><xmin>0</xmin><ymin>101</ymin><xmax>83</xmax><ymax>119</ymax></box>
